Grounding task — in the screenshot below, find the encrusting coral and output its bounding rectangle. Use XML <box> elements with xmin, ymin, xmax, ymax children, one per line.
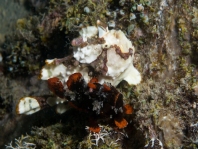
<box><xmin>5</xmin><ymin>135</ymin><xmax>36</xmax><ymax>149</ymax></box>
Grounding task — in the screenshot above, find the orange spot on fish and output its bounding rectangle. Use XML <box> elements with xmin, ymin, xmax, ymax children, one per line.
<box><xmin>89</xmin><ymin>126</ymin><xmax>101</xmax><ymax>133</ymax></box>
<box><xmin>66</xmin><ymin>73</ymin><xmax>82</xmax><ymax>90</ymax></box>
<box><xmin>124</xmin><ymin>104</ymin><xmax>133</xmax><ymax>114</ymax></box>
<box><xmin>88</xmin><ymin>77</ymin><xmax>98</xmax><ymax>89</ymax></box>
<box><xmin>88</xmin><ymin>118</ymin><xmax>101</xmax><ymax>133</ymax></box>
<box><xmin>47</xmin><ymin>77</ymin><xmax>64</xmax><ymax>98</ymax></box>
<box><xmin>114</xmin><ymin>118</ymin><xmax>128</xmax><ymax>129</ymax></box>
<box><xmin>103</xmin><ymin>84</ymin><xmax>111</xmax><ymax>91</ymax></box>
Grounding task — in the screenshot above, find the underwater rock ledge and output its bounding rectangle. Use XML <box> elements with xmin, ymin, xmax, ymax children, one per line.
<box><xmin>1</xmin><ymin>0</ymin><xmax>198</xmax><ymax>149</ymax></box>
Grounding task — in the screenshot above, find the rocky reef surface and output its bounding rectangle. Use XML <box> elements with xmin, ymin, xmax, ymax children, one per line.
<box><xmin>0</xmin><ymin>0</ymin><xmax>198</xmax><ymax>149</ymax></box>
